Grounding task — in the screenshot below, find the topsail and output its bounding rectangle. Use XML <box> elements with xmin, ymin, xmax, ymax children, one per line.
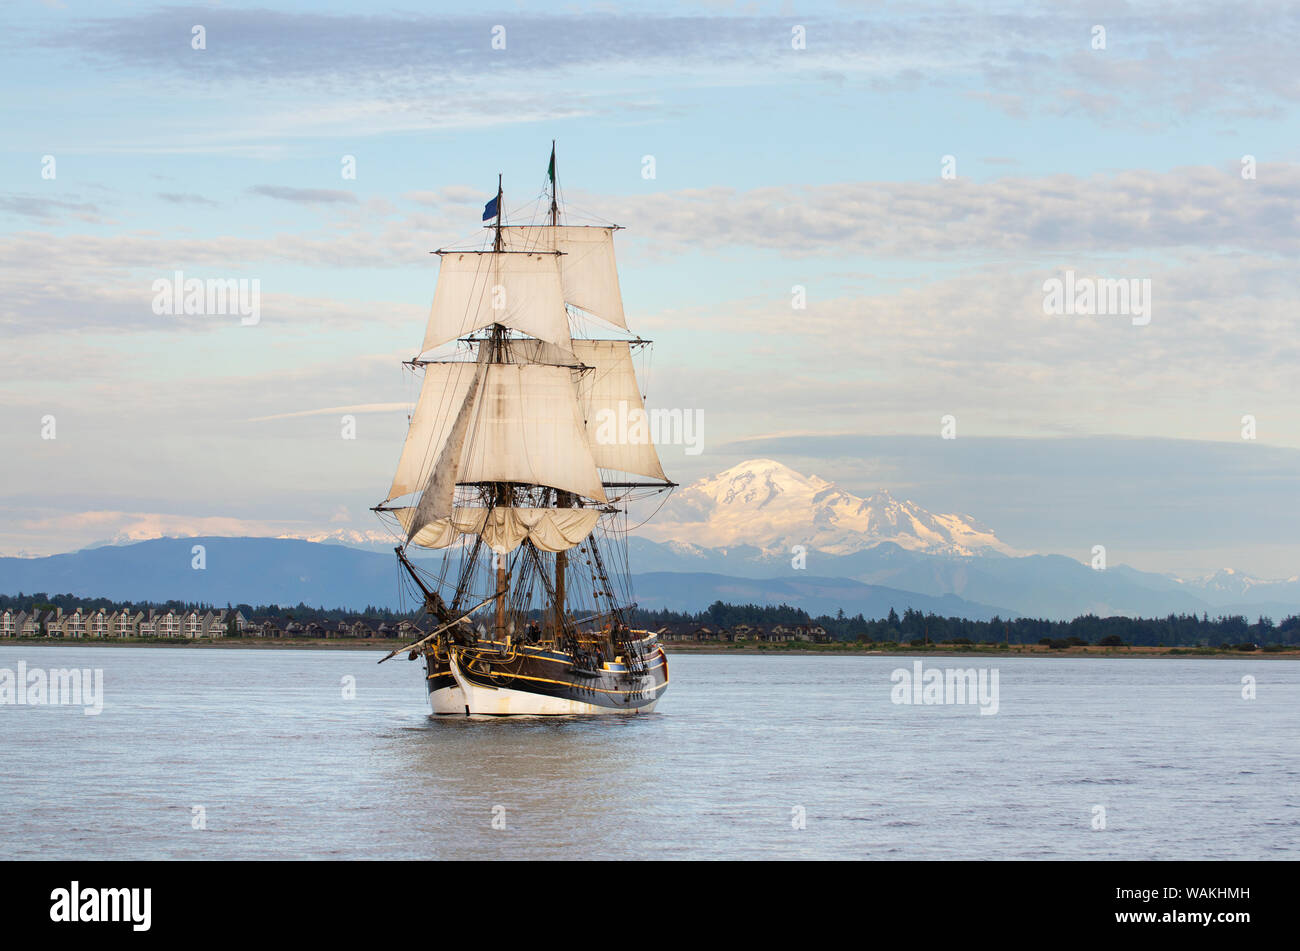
<box><xmin>498</xmin><ymin>226</ymin><xmax>627</xmax><ymax>330</ymax></box>
<box><xmin>422</xmin><ymin>251</ymin><xmax>571</xmax><ymax>354</ymax></box>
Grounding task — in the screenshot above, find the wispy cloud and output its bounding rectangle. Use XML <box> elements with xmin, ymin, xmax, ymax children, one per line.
<box><xmin>604</xmin><ymin>164</ymin><xmax>1300</xmax><ymax>257</ymax></box>
<box><xmin>157</xmin><ymin>191</ymin><xmax>220</xmax><ymax>206</ymax></box>
<box><xmin>25</xmin><ymin>2</ymin><xmax>1300</xmax><ymax>141</ymax></box>
<box><xmin>248</xmin><ymin>185</ymin><xmax>358</xmax><ymax>205</ymax></box>
<box><xmin>0</xmin><ymin>193</ymin><xmax>102</xmax><ymax>222</ymax></box>
<box><xmin>0</xmin><ymin>507</ymin><xmax>397</xmax><ymax>555</ymax></box>
<box><xmin>248</xmin><ymin>402</ymin><xmax>412</xmax><ymax>422</ymax></box>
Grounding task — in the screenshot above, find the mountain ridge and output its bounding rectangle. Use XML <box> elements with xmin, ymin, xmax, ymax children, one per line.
<box><xmin>2</xmin><ymin>534</ymin><xmax>1294</xmax><ymax>623</ymax></box>
<box><xmin>0</xmin><ymin>536</ymin><xmax>1012</xmax><ymax>620</ymax></box>
<box><xmin>642</xmin><ymin>458</ymin><xmax>1014</xmax><ymax>556</ymax></box>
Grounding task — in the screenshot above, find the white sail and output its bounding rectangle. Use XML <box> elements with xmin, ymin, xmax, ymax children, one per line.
<box><xmin>500</xmin><ymin>226</ymin><xmax>626</xmax><ymax>330</ymax></box>
<box><xmin>572</xmin><ymin>340</ymin><xmax>667</xmax><ymax>482</ymax></box>
<box><xmin>403</xmin><ymin>362</ymin><xmax>485</xmax><ymax>543</ymax></box>
<box><xmin>395</xmin><ymin>506</ymin><xmax>601</xmax><ymax>554</ymax></box>
<box><xmin>386</xmin><ymin>361</ymin><xmax>483</xmax><ymax>503</ymax></box>
<box><xmin>422</xmin><ymin>252</ymin><xmax>570</xmax><ymax>354</ymax></box>
<box><xmin>388</xmin><ymin>362</ymin><xmax>607</xmax><ymax>504</ymax></box>
<box><xmin>461</xmin><ymin>364</ymin><xmax>608</xmax><ymax>501</ymax></box>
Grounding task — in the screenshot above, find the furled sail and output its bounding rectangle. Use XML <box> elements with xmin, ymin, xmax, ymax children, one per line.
<box><xmin>387</xmin><ymin>362</ymin><xmax>608</xmax><ymax>506</ymax></box>
<box><xmin>394</xmin><ymin>506</ymin><xmax>601</xmax><ymax>554</ymax></box>
<box><xmin>419</xmin><ymin>338</ymin><xmax>580</xmax><ymax>368</ymax></box>
<box><xmin>572</xmin><ymin>340</ymin><xmax>667</xmax><ymax>482</ymax></box>
<box><xmin>499</xmin><ymin>226</ymin><xmax>626</xmax><ymax>330</ymax></box>
<box><xmin>497</xmin><ymin>337</ymin><xmax>582</xmax><ymax>367</ymax></box>
<box><xmin>422</xmin><ymin>252</ymin><xmax>570</xmax><ymax>354</ymax></box>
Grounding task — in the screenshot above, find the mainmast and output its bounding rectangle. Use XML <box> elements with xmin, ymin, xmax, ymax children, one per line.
<box><xmin>493</xmin><ymin>173</ymin><xmax>504</xmax><ymax>253</ymax></box>
<box><xmin>491</xmin><ymin>172</ymin><xmax>507</xmax><ymax>642</ymax></box>
<box><xmin>549</xmin><ymin>143</ymin><xmax>568</xmax><ymax>641</ymax></box>
<box><xmin>548</xmin><ymin>140</ymin><xmax>558</xmax><ymax>226</ymax></box>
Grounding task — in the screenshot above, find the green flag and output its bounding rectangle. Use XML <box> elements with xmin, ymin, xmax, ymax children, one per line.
<box><xmin>548</xmin><ymin>145</ymin><xmax>555</xmax><ymax>184</ymax></box>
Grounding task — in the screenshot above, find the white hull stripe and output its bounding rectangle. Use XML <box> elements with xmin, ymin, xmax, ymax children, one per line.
<box><xmin>434</xmin><ymin>654</ymin><xmax>659</xmax><ymax>716</ymax></box>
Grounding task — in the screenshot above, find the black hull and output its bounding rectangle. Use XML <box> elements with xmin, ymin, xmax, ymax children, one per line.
<box><xmin>425</xmin><ymin>636</ymin><xmax>669</xmax><ymax>714</ymax></box>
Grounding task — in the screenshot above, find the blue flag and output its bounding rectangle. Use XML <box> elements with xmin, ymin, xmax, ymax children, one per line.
<box><xmin>482</xmin><ymin>195</ymin><xmax>499</xmax><ymax>221</ymax></box>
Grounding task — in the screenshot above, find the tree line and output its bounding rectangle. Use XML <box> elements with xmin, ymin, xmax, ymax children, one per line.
<box><xmin>629</xmin><ymin>601</ymin><xmax>1300</xmax><ymax>647</ymax></box>
<box><xmin>0</xmin><ymin>592</ymin><xmax>425</xmax><ymax>623</ymax></box>
<box><xmin>4</xmin><ymin>591</ymin><xmax>1297</xmax><ymax>647</ymax></box>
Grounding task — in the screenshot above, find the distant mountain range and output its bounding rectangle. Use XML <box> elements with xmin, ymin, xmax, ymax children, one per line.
<box><xmin>0</xmin><ymin>536</ymin><xmax>1009</xmax><ymax>619</ymax></box>
<box><xmin>625</xmin><ymin>538</ymin><xmax>1299</xmax><ymax>621</ymax></box>
<box><xmin>0</xmin><ymin>537</ymin><xmax>414</xmax><ymax>610</ymax></box>
<box><xmin>628</xmin><ymin>458</ymin><xmax>1297</xmax><ymax>620</ymax></box>
<box><xmin>1</xmin><ymin>533</ymin><xmax>1295</xmax><ymax>623</ymax></box>
<box><xmin>2</xmin><ymin>459</ymin><xmax>1295</xmax><ymax>621</ymax></box>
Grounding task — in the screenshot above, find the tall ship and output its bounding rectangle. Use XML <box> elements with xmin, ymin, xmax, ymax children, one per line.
<box><xmin>373</xmin><ymin>146</ymin><xmax>674</xmax><ymax>716</ymax></box>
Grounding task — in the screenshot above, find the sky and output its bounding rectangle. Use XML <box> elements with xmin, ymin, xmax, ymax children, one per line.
<box><xmin>1</xmin><ymin>0</ymin><xmax>1297</xmax><ymax>579</ymax></box>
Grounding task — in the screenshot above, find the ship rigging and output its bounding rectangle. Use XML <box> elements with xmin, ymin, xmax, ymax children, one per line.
<box><xmin>371</xmin><ymin>144</ymin><xmax>674</xmax><ymax>715</ymax></box>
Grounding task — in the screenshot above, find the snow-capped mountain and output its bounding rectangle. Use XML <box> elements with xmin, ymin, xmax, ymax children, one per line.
<box><xmin>288</xmin><ymin>528</ymin><xmax>400</xmax><ymax>551</ymax></box>
<box><xmin>641</xmin><ymin>458</ymin><xmax>1014</xmax><ymax>556</ymax></box>
<box><xmin>1179</xmin><ymin>567</ymin><xmax>1300</xmax><ymax>606</ymax></box>
<box><xmin>1187</xmin><ymin>568</ymin><xmax>1264</xmax><ymax>598</ymax></box>
<box><xmin>81</xmin><ymin>526</ymin><xmax>399</xmax><ymax>554</ymax></box>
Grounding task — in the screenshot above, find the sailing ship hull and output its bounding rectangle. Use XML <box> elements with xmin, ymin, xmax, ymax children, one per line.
<box><xmin>426</xmin><ymin>635</ymin><xmax>668</xmax><ymax>716</ymax></box>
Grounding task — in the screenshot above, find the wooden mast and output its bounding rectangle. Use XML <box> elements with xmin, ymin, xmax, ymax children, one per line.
<box><xmin>549</xmin><ymin>144</ymin><xmax>568</xmax><ymax>645</ymax></box>
<box><xmin>492</xmin><ymin>173</ymin><xmax>508</xmax><ymax>644</ymax></box>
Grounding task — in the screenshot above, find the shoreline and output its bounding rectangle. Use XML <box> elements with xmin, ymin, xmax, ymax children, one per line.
<box><xmin>1</xmin><ymin>637</ymin><xmax>1296</xmax><ymax>659</ymax></box>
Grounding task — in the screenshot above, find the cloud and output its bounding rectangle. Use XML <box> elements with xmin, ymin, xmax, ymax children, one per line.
<box><xmin>248</xmin><ymin>185</ymin><xmax>358</xmax><ymax>205</ymax></box>
<box><xmin>5</xmin><ymin>162</ymin><xmax>1294</xmax><ymax>317</ymax></box>
<box><xmin>248</xmin><ymin>403</ymin><xmax>412</xmax><ymax>423</ymax></box>
<box><xmin>634</xmin><ymin>247</ymin><xmax>1300</xmax><ymax>465</ymax></box>
<box><xmin>0</xmin><ymin>193</ymin><xmax>102</xmax><ymax>222</ymax></box>
<box><xmin>0</xmin><ymin>507</ymin><xmax>398</xmax><ymax>556</ymax></box>
<box><xmin>604</xmin><ymin>164</ymin><xmax>1300</xmax><ymax>257</ymax></box>
<box><xmin>0</xmin><ymin>251</ymin><xmax>424</xmax><ymax>336</ymax></box>
<box><xmin>157</xmin><ymin>192</ymin><xmax>220</xmax><ymax>206</ymax></box>
<box><xmin>25</xmin><ymin>2</ymin><xmax>1300</xmax><ymax>137</ymax></box>
<box><xmin>403</xmin><ymin>186</ymin><xmax>483</xmax><ymax>206</ymax></box>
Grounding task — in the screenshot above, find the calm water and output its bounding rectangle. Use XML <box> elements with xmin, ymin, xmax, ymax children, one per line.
<box><xmin>1</xmin><ymin>645</ymin><xmax>1297</xmax><ymax>860</ymax></box>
